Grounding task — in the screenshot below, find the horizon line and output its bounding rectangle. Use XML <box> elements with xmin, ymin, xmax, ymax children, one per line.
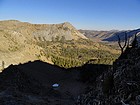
<box><xmin>0</xmin><ymin>19</ymin><xmax>139</xmax><ymax>31</ymax></box>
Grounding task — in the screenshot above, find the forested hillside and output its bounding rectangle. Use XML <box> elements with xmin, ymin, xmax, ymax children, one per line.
<box><xmin>36</xmin><ymin>38</ymin><xmax>120</xmax><ymax>68</ymax></box>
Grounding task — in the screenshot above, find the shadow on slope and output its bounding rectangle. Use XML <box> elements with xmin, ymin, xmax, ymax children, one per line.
<box><xmin>0</xmin><ymin>60</ymin><xmax>110</xmax><ymax>105</ymax></box>
<box><xmin>76</xmin><ymin>45</ymin><xmax>140</xmax><ymax>105</ymax></box>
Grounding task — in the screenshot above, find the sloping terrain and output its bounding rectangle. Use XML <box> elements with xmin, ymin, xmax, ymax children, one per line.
<box><xmin>0</xmin><ymin>60</ymin><xmax>110</xmax><ymax>105</ymax></box>
<box><xmin>0</xmin><ymin>20</ymin><xmax>120</xmax><ymax>70</ymax></box>
<box><xmin>0</xmin><ymin>20</ymin><xmax>87</xmax><ymax>70</ymax></box>
<box><xmin>80</xmin><ymin>29</ymin><xmax>140</xmax><ymax>43</ymax></box>
<box><xmin>79</xmin><ymin>29</ymin><xmax>118</xmax><ymax>41</ymax></box>
<box><xmin>0</xmin><ymin>41</ymin><xmax>139</xmax><ymax>105</ymax></box>
<box><xmin>76</xmin><ymin>43</ymin><xmax>140</xmax><ymax>104</ymax></box>
<box><xmin>37</xmin><ymin>39</ymin><xmax>120</xmax><ymax>68</ymax></box>
<box><xmin>103</xmin><ymin>28</ymin><xmax>140</xmax><ymax>42</ymax></box>
<box><xmin>0</xmin><ymin>29</ymin><xmax>50</xmax><ymax>70</ymax></box>
<box><xmin>0</xmin><ymin>20</ymin><xmax>87</xmax><ymax>41</ymax></box>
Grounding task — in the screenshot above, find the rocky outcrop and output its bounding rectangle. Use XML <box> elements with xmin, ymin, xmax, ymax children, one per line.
<box><xmin>76</xmin><ymin>46</ymin><xmax>140</xmax><ymax>105</ymax></box>
<box><xmin>33</xmin><ymin>22</ymin><xmax>87</xmax><ymax>41</ymax></box>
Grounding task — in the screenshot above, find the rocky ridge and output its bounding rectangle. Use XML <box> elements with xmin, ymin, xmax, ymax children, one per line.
<box><xmin>0</xmin><ymin>20</ymin><xmax>87</xmax><ymax>70</ymax></box>
<box><xmin>76</xmin><ymin>44</ymin><xmax>140</xmax><ymax>104</ymax></box>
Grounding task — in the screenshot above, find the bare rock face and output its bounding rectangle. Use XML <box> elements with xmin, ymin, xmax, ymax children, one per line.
<box><xmin>32</xmin><ymin>22</ymin><xmax>87</xmax><ymax>41</ymax></box>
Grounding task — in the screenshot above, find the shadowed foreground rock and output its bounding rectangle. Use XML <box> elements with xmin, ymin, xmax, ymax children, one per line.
<box><xmin>76</xmin><ymin>47</ymin><xmax>140</xmax><ymax>105</ymax></box>
<box><xmin>0</xmin><ymin>60</ymin><xmax>110</xmax><ymax>105</ymax></box>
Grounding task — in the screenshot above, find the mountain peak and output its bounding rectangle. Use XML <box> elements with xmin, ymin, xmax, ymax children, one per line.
<box><xmin>60</xmin><ymin>22</ymin><xmax>75</xmax><ymax>29</ymax></box>
<box><xmin>63</xmin><ymin>22</ymin><xmax>71</xmax><ymax>24</ymax></box>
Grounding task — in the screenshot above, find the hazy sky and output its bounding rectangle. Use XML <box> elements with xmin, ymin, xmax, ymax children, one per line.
<box><xmin>0</xmin><ymin>0</ymin><xmax>140</xmax><ymax>30</ymax></box>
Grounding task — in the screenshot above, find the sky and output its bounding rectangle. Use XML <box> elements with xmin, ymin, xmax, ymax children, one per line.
<box><xmin>0</xmin><ymin>0</ymin><xmax>140</xmax><ymax>30</ymax></box>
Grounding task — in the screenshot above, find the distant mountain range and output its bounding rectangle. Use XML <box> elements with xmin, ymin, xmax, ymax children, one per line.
<box><xmin>103</xmin><ymin>29</ymin><xmax>140</xmax><ymax>42</ymax></box>
<box><xmin>79</xmin><ymin>30</ymin><xmax>117</xmax><ymax>41</ymax></box>
<box><xmin>79</xmin><ymin>28</ymin><xmax>140</xmax><ymax>43</ymax></box>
